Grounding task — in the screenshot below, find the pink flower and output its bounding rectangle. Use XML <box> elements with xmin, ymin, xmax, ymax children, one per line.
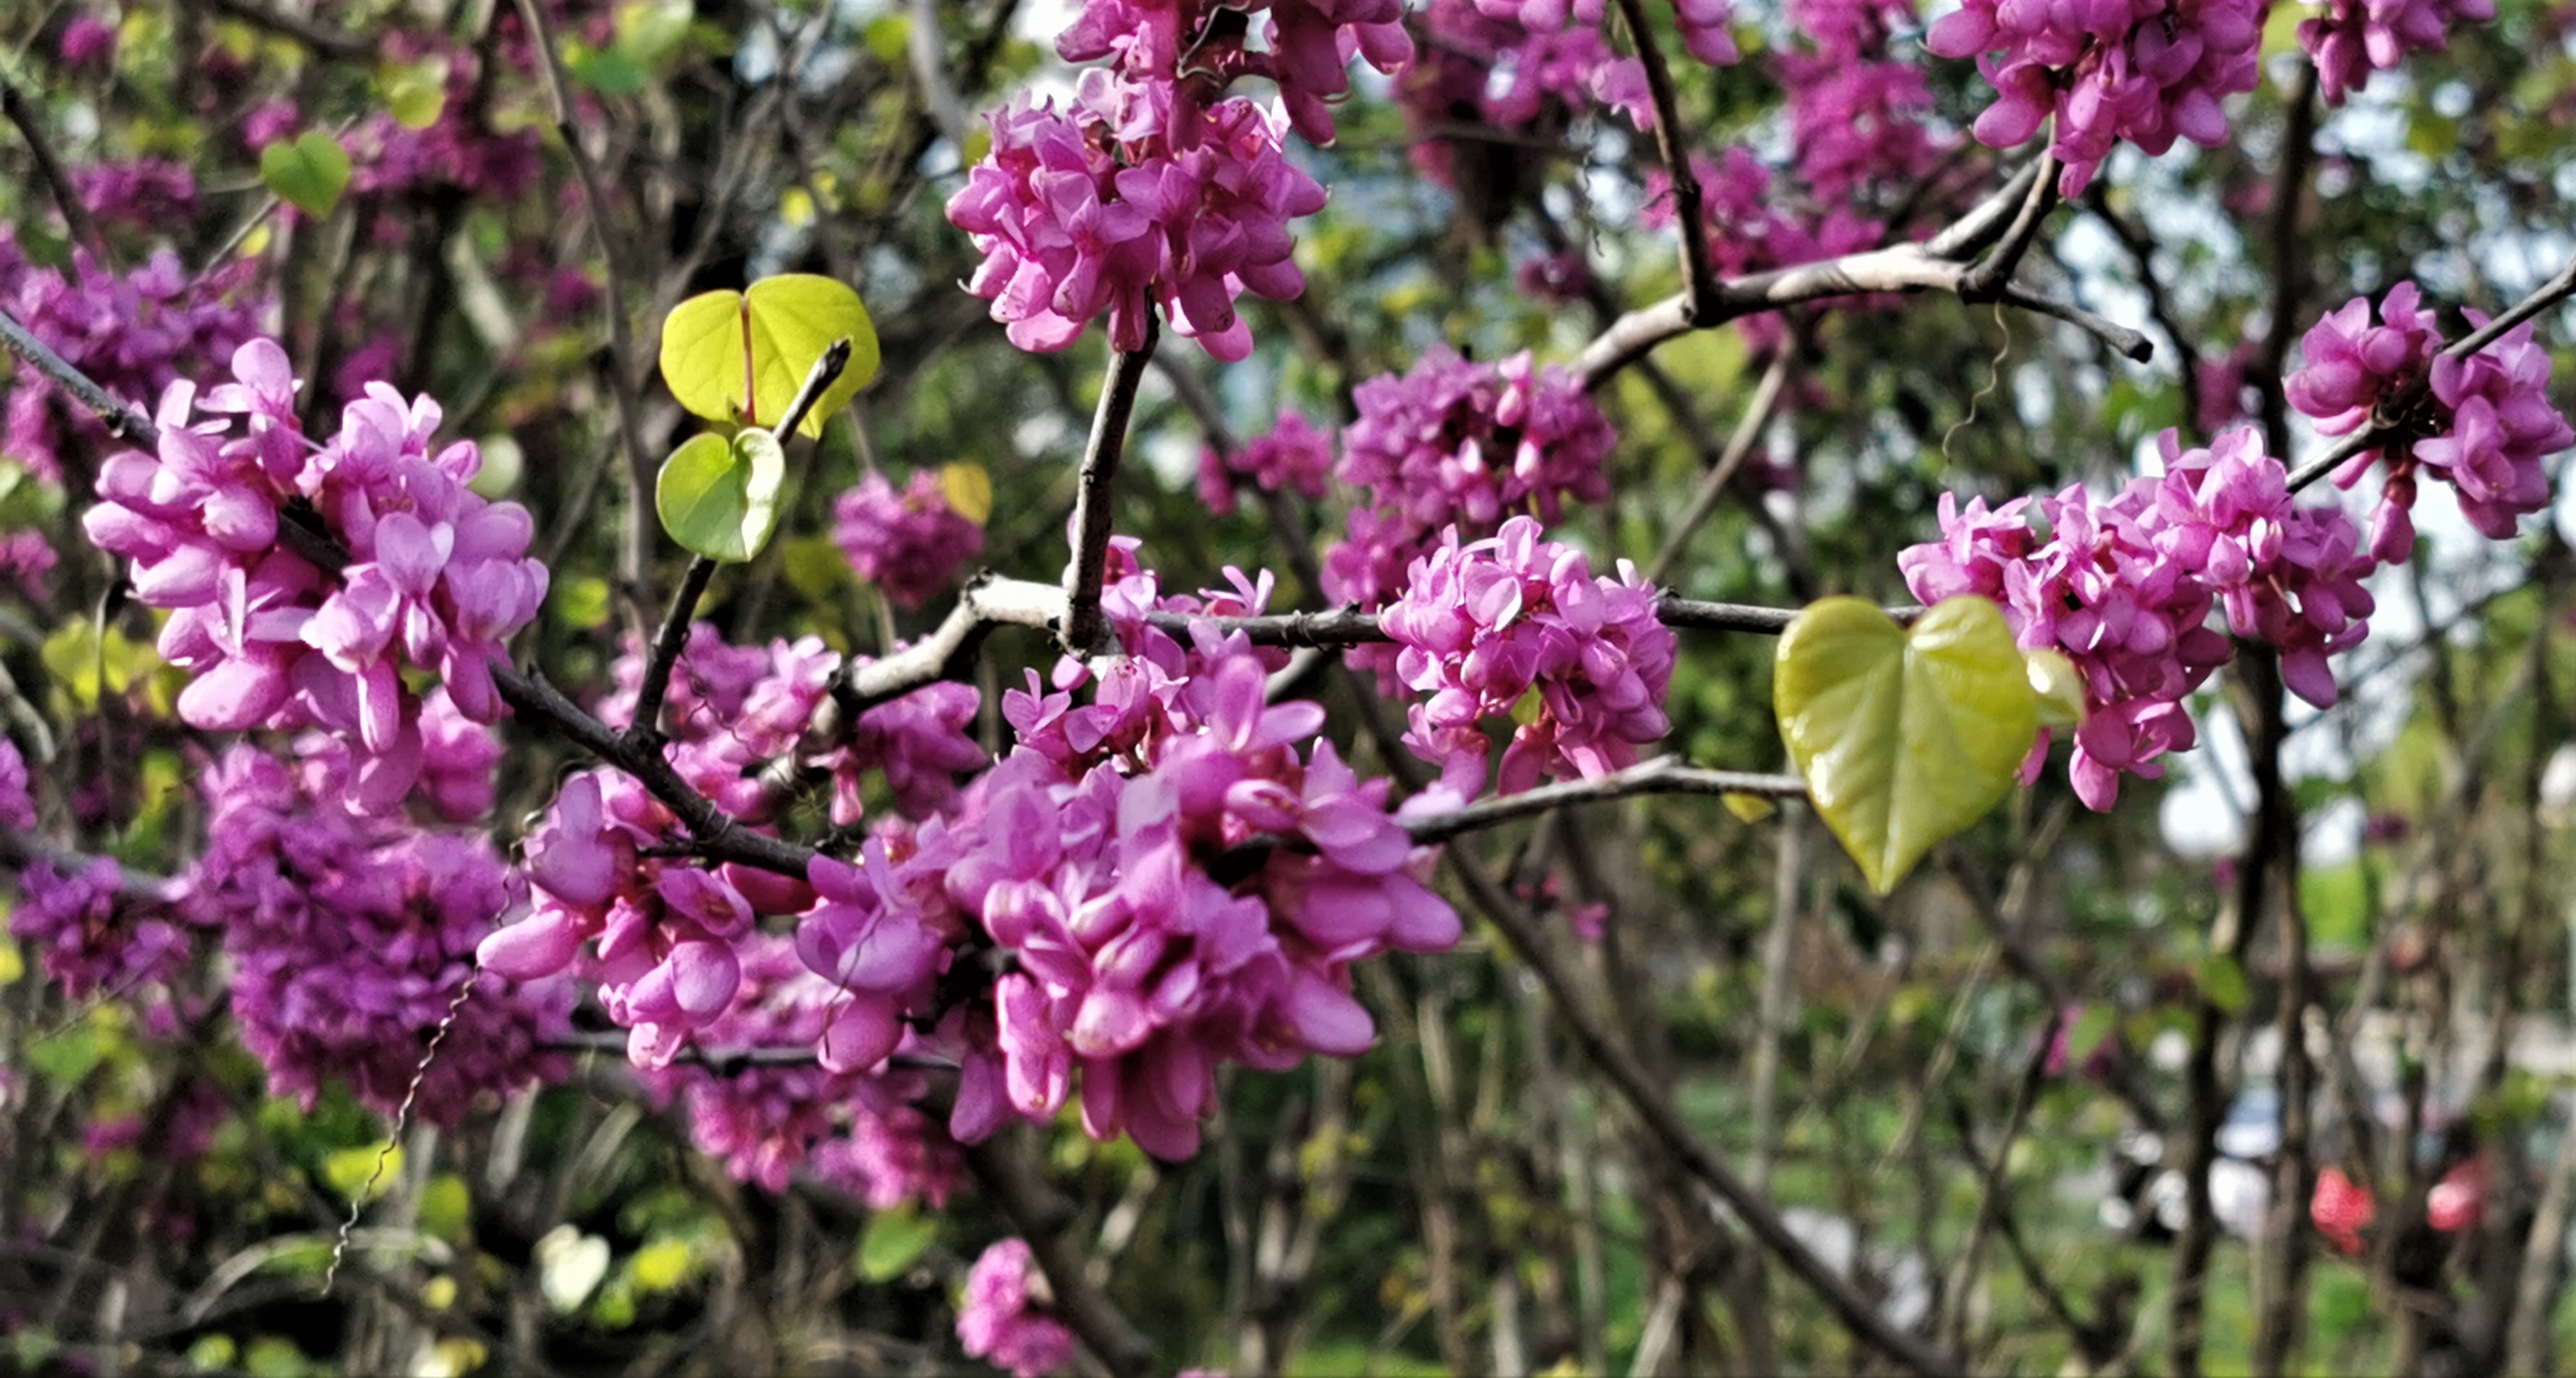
<box><xmin>948</xmin><ymin>72</ymin><xmax>1326</xmax><ymax>360</ymax></box>
<box><xmin>958</xmin><ymin>1239</ymin><xmax>1077</xmax><ymax>1378</ymax></box>
<box><xmin>1197</xmin><ymin>410</ymin><xmax>1334</xmax><ymax>516</ymax></box>
<box><xmin>2312</xmin><ymin>1165</ymin><xmax>2375</xmax><ymax>1256</ymax></box>
<box><xmin>833</xmin><ymin>470</ymin><xmax>984</xmax><ymax>610</ymax></box>
<box><xmin>2300</xmin><ymin>0</ymin><xmax>2496</xmax><ymax>105</ymax></box>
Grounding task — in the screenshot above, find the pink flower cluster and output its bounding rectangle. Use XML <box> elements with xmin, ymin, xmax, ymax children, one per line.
<box><xmin>833</xmin><ymin>470</ymin><xmax>986</xmax><ymax>610</ymax></box>
<box><xmin>13</xmin><ymin>858</ymin><xmax>193</xmax><ymax>1002</ymax></box>
<box><xmin>948</xmin><ymin>71</ymin><xmax>1326</xmax><ymax>361</ymax></box>
<box><xmin>635</xmin><ymin>934</ymin><xmax>962</xmax><ymax>1200</ymax></box>
<box><xmin>957</xmin><ymin>1238</ymin><xmax>1077</xmax><ymax>1378</ymax></box>
<box><xmin>1926</xmin><ymin>0</ymin><xmax>2266</xmax><ymax>196</ymax></box>
<box><xmin>1323</xmin><ymin>349</ymin><xmax>1617</xmax><ymax>633</ymax></box>
<box><xmin>1775</xmin><ymin>0</ymin><xmax>1950</xmax><ymax>208</ymax></box>
<box><xmin>834</xmin><ymin>561</ymin><xmax>1462</xmax><ymax>1159</ymax></box>
<box><xmin>83</xmin><ymin>340</ymin><xmax>549</xmax><ymax>814</ymax></box>
<box><xmin>2300</xmin><ymin>0</ymin><xmax>2496</xmax><ymax>105</ymax></box>
<box><xmin>1901</xmin><ymin>426</ymin><xmax>2376</xmax><ymax>810</ymax></box>
<box><xmin>479</xmin><ymin>628</ymin><xmax>984</xmax><ymax>1068</ymax></box>
<box><xmin>2290</xmin><ymin>283</ymin><xmax>2575</xmax><ymax>557</ymax></box>
<box><xmin>1382</xmin><ymin>517</ymin><xmax>1678</xmax><ymax>798</ymax></box>
<box><xmin>1197</xmin><ymin>410</ymin><xmax>1334</xmax><ymax>516</ymax></box>
<box><xmin>69</xmin><ymin>161</ymin><xmax>201</xmax><ymax>231</ymax></box>
<box><xmin>0</xmin><ymin>238</ymin><xmax>267</xmax><ymax>485</ymax></box>
<box><xmin>1057</xmin><ymin>0</ymin><xmax>1411</xmax><ymax>144</ymax></box>
<box><xmin>192</xmin><ymin>742</ymin><xmax>571</xmax><ymax>1125</ymax></box>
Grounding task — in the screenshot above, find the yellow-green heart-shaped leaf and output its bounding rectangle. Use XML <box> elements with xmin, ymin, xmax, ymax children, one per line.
<box><xmin>939</xmin><ymin>461</ymin><xmax>993</xmax><ymax>526</ymax></box>
<box><xmin>259</xmin><ymin>131</ymin><xmax>352</xmax><ymax>219</ymax></box>
<box><xmin>657</xmin><ymin>274</ymin><xmax>878</xmax><ymax>436</ymax></box>
<box><xmin>656</xmin><ymin>429</ymin><xmax>787</xmax><ymax>562</ymax></box>
<box><xmin>1773</xmin><ymin>596</ymin><xmax>2039</xmax><ymax>895</ymax></box>
<box><xmin>2025</xmin><ymin>646</ymin><xmax>2087</xmax><ymax>730</ymax></box>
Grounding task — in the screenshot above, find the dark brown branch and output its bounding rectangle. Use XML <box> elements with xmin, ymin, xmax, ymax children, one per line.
<box><xmin>1444</xmin><ymin>851</ymin><xmax>1965</xmax><ymax>1378</ymax></box>
<box><xmin>962</xmin><ymin>1130</ymin><xmax>1156</xmax><ymax>1378</ymax></box>
<box><xmin>1061</xmin><ymin>323</ymin><xmax>1160</xmax><ymax>654</ymax></box>
<box><xmin>1956</xmin><ymin>152</ymin><xmax>2060</xmax><ymax>300</ymax></box>
<box><xmin>1401</xmin><ymin>758</ymin><xmax>1807</xmax><ymax>844</ymax></box>
<box><xmin>202</xmin><ymin>0</ymin><xmax>374</xmax><ymax>58</ymax></box>
<box><xmin>1611</xmin><ymin>0</ymin><xmax>1720</xmax><ymax>323</ymax></box>
<box><xmin>0</xmin><ymin>307</ymin><xmax>157</xmax><ymax>448</ymax></box>
<box><xmin>0</xmin><ymin>75</ymin><xmax>108</xmax><ymax>268</ymax></box>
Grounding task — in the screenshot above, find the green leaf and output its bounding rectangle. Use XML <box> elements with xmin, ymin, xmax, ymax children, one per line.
<box><xmin>856</xmin><ymin>1206</ymin><xmax>936</xmax><ymax>1282</ymax></box>
<box><xmin>656</xmin><ymin>429</ymin><xmax>787</xmax><ymax>562</ymax></box>
<box><xmin>376</xmin><ymin>57</ymin><xmax>449</xmax><ymax>130</ymax></box>
<box><xmin>567</xmin><ymin>41</ymin><xmax>647</xmax><ymax>96</ymax></box>
<box><xmin>616</xmin><ymin>0</ymin><xmax>694</xmax><ymax>64</ymax></box>
<box><xmin>630</xmin><ymin>1237</ymin><xmax>694</xmax><ymax>1293</ymax></box>
<box><xmin>2063</xmin><ymin>1006</ymin><xmax>2119</xmax><ymax>1065</ymax></box>
<box><xmin>2197</xmin><ymin>954</ymin><xmax>2249</xmax><ymax>1013</ymax></box>
<box><xmin>324</xmin><ymin>1144</ymin><xmax>400</xmax><ymax>1202</ymax></box>
<box><xmin>657</xmin><ymin>275</ymin><xmax>878</xmax><ymax>436</ymax></box>
<box><xmin>259</xmin><ymin>132</ymin><xmax>351</xmax><ymax>219</ymax></box>
<box><xmin>1773</xmin><ymin>596</ymin><xmax>2039</xmax><ymax>894</ymax></box>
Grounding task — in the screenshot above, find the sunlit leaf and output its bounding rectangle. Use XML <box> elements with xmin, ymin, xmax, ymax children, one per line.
<box><xmin>259</xmin><ymin>131</ymin><xmax>351</xmax><ymax>219</ymax></box>
<box><xmin>2025</xmin><ymin>648</ymin><xmax>2086</xmax><ymax>730</ymax></box>
<box><xmin>856</xmin><ymin>1205</ymin><xmax>935</xmax><ymax>1282</ymax></box>
<box><xmin>377</xmin><ymin>57</ymin><xmax>448</xmax><ymax>130</ymax></box>
<box><xmin>324</xmin><ymin>1144</ymin><xmax>401</xmax><ymax>1202</ymax></box>
<box><xmin>657</xmin><ymin>274</ymin><xmax>878</xmax><ymax>436</ymax></box>
<box><xmin>1773</xmin><ymin>596</ymin><xmax>2039</xmax><ymax>894</ymax></box>
<box><xmin>939</xmin><ymin>461</ymin><xmax>993</xmax><ymax>526</ymax></box>
<box><xmin>537</xmin><ymin>1225</ymin><xmax>613</xmax><ymax>1312</ymax></box>
<box><xmin>656</xmin><ymin>429</ymin><xmax>786</xmax><ymax>563</ymax></box>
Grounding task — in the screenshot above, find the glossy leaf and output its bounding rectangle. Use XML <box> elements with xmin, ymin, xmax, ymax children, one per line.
<box><xmin>259</xmin><ymin>131</ymin><xmax>352</xmax><ymax>219</ymax></box>
<box><xmin>656</xmin><ymin>429</ymin><xmax>787</xmax><ymax>563</ymax></box>
<box><xmin>1773</xmin><ymin>596</ymin><xmax>2039</xmax><ymax>894</ymax></box>
<box><xmin>657</xmin><ymin>275</ymin><xmax>878</xmax><ymax>436</ymax></box>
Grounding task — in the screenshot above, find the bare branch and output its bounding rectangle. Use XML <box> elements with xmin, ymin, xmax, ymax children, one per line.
<box><xmin>1</xmin><ymin>75</ymin><xmax>109</xmax><ymax>268</ymax></box>
<box><xmin>1062</xmin><ymin>325</ymin><xmax>1161</xmax><ymax>654</ymax></box>
<box><xmin>1401</xmin><ymin>757</ymin><xmax>1806</xmax><ymax>844</ymax></box>
<box><xmin>0</xmin><ymin>307</ymin><xmax>158</xmax><ymax>448</ymax></box>
<box><xmin>1611</xmin><ymin>0</ymin><xmax>1721</xmax><ymax>323</ymax></box>
<box><xmin>202</xmin><ymin>0</ymin><xmax>374</xmax><ymax>58</ymax></box>
<box><xmin>1575</xmin><ymin>162</ymin><xmax>2147</xmax><ymax>388</ymax></box>
<box><xmin>962</xmin><ymin>1130</ymin><xmax>1157</xmax><ymax>1378</ymax></box>
<box><xmin>1644</xmin><ymin>349</ymin><xmax>1793</xmax><ymax>585</ymax></box>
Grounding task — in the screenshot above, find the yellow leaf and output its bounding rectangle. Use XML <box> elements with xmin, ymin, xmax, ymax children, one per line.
<box><xmin>657</xmin><ymin>274</ymin><xmax>878</xmax><ymax>436</ymax></box>
<box><xmin>2024</xmin><ymin>647</ymin><xmax>2087</xmax><ymax>730</ymax></box>
<box><xmin>938</xmin><ymin>461</ymin><xmax>993</xmax><ymax>526</ymax></box>
<box><xmin>1773</xmin><ymin>596</ymin><xmax>2039</xmax><ymax>894</ymax></box>
<box><xmin>1721</xmin><ymin>793</ymin><xmax>1776</xmax><ymax>823</ymax></box>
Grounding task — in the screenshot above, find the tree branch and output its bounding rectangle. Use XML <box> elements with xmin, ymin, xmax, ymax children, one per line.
<box><xmin>1443</xmin><ymin>850</ymin><xmax>1964</xmax><ymax>1377</ymax></box>
<box><xmin>1611</xmin><ymin>0</ymin><xmax>1720</xmax><ymax>323</ymax></box>
<box><xmin>1401</xmin><ymin>758</ymin><xmax>1806</xmax><ymax>844</ymax></box>
<box><xmin>1575</xmin><ymin>160</ymin><xmax>2146</xmax><ymax>388</ymax></box>
<box><xmin>961</xmin><ymin>1130</ymin><xmax>1156</xmax><ymax>1378</ymax></box>
<box><xmin>1</xmin><ymin>75</ymin><xmax>109</xmax><ymax>269</ymax></box>
<box><xmin>1061</xmin><ymin>324</ymin><xmax>1160</xmax><ymax>654</ymax></box>
<box><xmin>202</xmin><ymin>0</ymin><xmax>374</xmax><ymax>58</ymax></box>
<box><xmin>0</xmin><ymin>307</ymin><xmax>157</xmax><ymax>448</ymax></box>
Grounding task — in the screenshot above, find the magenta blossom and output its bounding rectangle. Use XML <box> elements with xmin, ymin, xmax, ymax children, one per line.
<box><xmin>958</xmin><ymin>1239</ymin><xmax>1077</xmax><ymax>1377</ymax></box>
<box><xmin>833</xmin><ymin>469</ymin><xmax>985</xmax><ymax>610</ymax></box>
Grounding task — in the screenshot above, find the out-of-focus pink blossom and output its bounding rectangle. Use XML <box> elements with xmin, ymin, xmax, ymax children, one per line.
<box><xmin>1197</xmin><ymin>411</ymin><xmax>1334</xmax><ymax>516</ymax></box>
<box><xmin>833</xmin><ymin>470</ymin><xmax>985</xmax><ymax>610</ymax></box>
<box><xmin>958</xmin><ymin>1239</ymin><xmax>1077</xmax><ymax>1378</ymax></box>
<box><xmin>2301</xmin><ymin>0</ymin><xmax>2496</xmax><ymax>105</ymax></box>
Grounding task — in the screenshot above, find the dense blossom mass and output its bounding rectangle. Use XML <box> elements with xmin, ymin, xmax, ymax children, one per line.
<box><xmin>833</xmin><ymin>469</ymin><xmax>986</xmax><ymax>610</ymax></box>
<box><xmin>2290</xmin><ymin>282</ymin><xmax>2575</xmax><ymax>558</ymax></box>
<box><xmin>1383</xmin><ymin>517</ymin><xmax>1678</xmax><ymax>797</ymax></box>
<box><xmin>1323</xmin><ymin>349</ymin><xmax>1616</xmax><ymax>633</ymax></box>
<box><xmin>1926</xmin><ymin>0</ymin><xmax>2266</xmax><ymax>195</ymax></box>
<box><xmin>0</xmin><ymin>238</ymin><xmax>266</xmax><ymax>486</ymax></box>
<box><xmin>1901</xmin><ymin>425</ymin><xmax>2375</xmax><ymax>809</ymax></box>
<box><xmin>946</xmin><ymin>71</ymin><xmax>1326</xmax><ymax>361</ymax></box>
<box><xmin>81</xmin><ymin>339</ymin><xmax>549</xmax><ymax>813</ymax></box>
<box><xmin>1775</xmin><ymin>0</ymin><xmax>1949</xmax><ymax>207</ymax></box>
<box><xmin>1403</xmin><ymin>0</ymin><xmax>1649</xmax><ymax>198</ymax></box>
<box><xmin>1057</xmin><ymin>0</ymin><xmax>1411</xmax><ymax>144</ymax></box>
<box><xmin>1198</xmin><ymin>410</ymin><xmax>1334</xmax><ymax>516</ymax></box>
<box><xmin>193</xmin><ymin>740</ymin><xmax>570</xmax><ymax>1124</ymax></box>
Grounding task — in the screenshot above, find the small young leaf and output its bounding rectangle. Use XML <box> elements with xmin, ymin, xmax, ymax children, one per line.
<box><xmin>856</xmin><ymin>1206</ymin><xmax>936</xmax><ymax>1281</ymax></box>
<box><xmin>259</xmin><ymin>131</ymin><xmax>352</xmax><ymax>219</ymax></box>
<box><xmin>1773</xmin><ymin>596</ymin><xmax>2039</xmax><ymax>894</ymax></box>
<box><xmin>657</xmin><ymin>275</ymin><xmax>879</xmax><ymax>436</ymax></box>
<box><xmin>939</xmin><ymin>461</ymin><xmax>994</xmax><ymax>526</ymax></box>
<box><xmin>656</xmin><ymin>429</ymin><xmax>787</xmax><ymax>562</ymax></box>
<box><xmin>376</xmin><ymin>57</ymin><xmax>449</xmax><ymax>130</ymax></box>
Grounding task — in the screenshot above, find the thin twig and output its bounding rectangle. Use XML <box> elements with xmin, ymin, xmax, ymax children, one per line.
<box><xmin>962</xmin><ymin>1131</ymin><xmax>1156</xmax><ymax>1378</ymax></box>
<box><xmin>2284</xmin><ymin>248</ymin><xmax>2576</xmax><ymax>492</ymax></box>
<box><xmin>1061</xmin><ymin>324</ymin><xmax>1161</xmax><ymax>654</ymax></box>
<box><xmin>0</xmin><ymin>307</ymin><xmax>157</xmax><ymax>447</ymax></box>
<box><xmin>514</xmin><ymin>0</ymin><xmax>657</xmax><ymax>593</ymax></box>
<box><xmin>0</xmin><ymin>75</ymin><xmax>108</xmax><ymax>268</ymax></box>
<box><xmin>1611</xmin><ymin>0</ymin><xmax>1719</xmax><ymax>323</ymax></box>
<box><xmin>202</xmin><ymin>0</ymin><xmax>373</xmax><ymax>58</ymax></box>
<box><xmin>1400</xmin><ymin>758</ymin><xmax>1806</xmax><ymax>844</ymax></box>
<box><xmin>1644</xmin><ymin>350</ymin><xmax>1793</xmax><ymax>584</ymax></box>
<box><xmin>1574</xmin><ymin>160</ymin><xmax>2146</xmax><ymax>388</ymax></box>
